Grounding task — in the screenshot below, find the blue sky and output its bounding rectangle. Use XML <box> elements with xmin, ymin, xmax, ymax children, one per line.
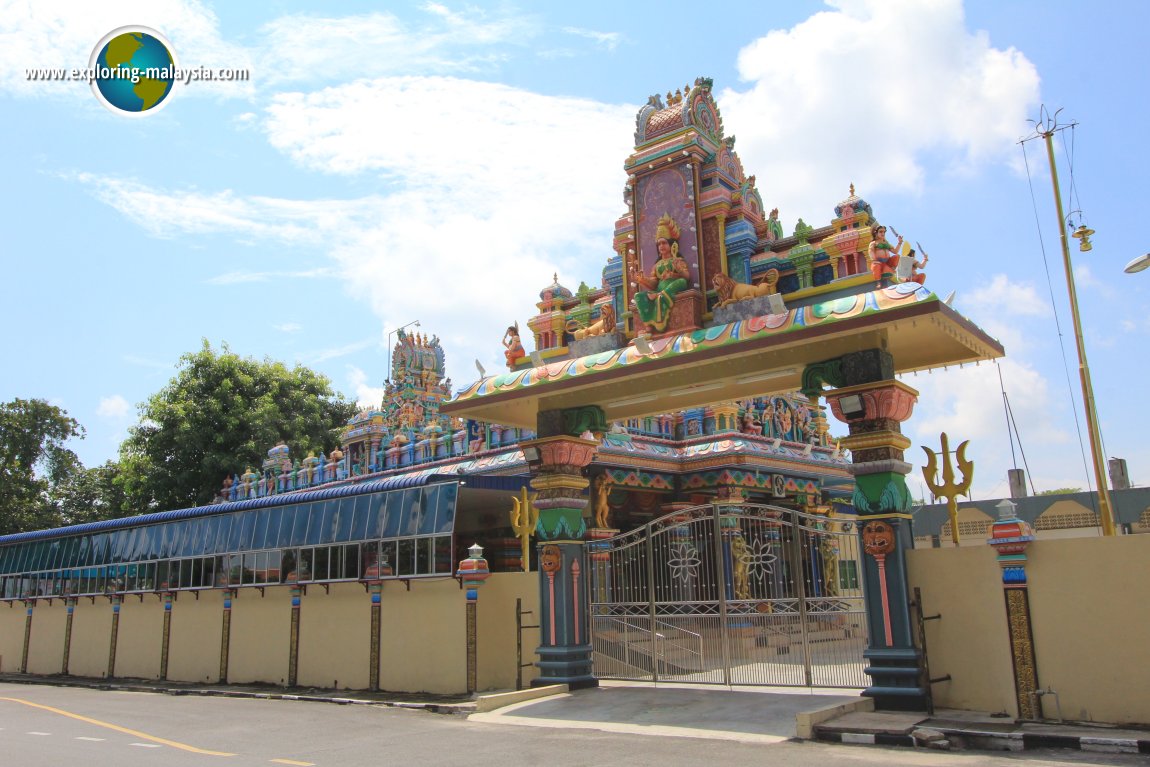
<box><xmin>2</xmin><ymin>0</ymin><xmax>1148</xmax><ymax>502</ymax></box>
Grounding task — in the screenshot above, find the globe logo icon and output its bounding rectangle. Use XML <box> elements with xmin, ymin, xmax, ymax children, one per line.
<box><xmin>90</xmin><ymin>26</ymin><xmax>176</xmax><ymax>115</ymax></box>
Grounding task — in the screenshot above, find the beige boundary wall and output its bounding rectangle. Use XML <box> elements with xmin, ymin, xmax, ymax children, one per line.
<box><xmin>908</xmin><ymin>534</ymin><xmax>1150</xmax><ymax>725</ymax></box>
<box><xmin>0</xmin><ymin>603</ymin><xmax>27</xmax><ymax>672</ymax></box>
<box><xmin>0</xmin><ymin>571</ymin><xmax>540</xmax><ymax>694</ymax></box>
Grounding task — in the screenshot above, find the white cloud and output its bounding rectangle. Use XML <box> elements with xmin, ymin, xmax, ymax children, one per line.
<box><xmin>96</xmin><ymin>394</ymin><xmax>130</xmax><ymax>418</ymax></box>
<box><xmin>562</xmin><ymin>26</ymin><xmax>622</xmax><ymax>51</ymax></box>
<box><xmin>347</xmin><ymin>365</ymin><xmax>384</xmax><ymax>409</ymax></box>
<box><xmin>256</xmin><ymin>7</ymin><xmax>532</xmax><ymax>86</ymax></box>
<box><xmin>208</xmin><ymin>268</ymin><xmax>333</xmax><ymax>285</ymax></box>
<box><xmin>903</xmin><ymin>357</ymin><xmax>1086</xmax><ymax>499</ymax></box>
<box><xmin>273</xmin><ymin>322</ymin><xmax>303</xmax><ymax>333</ymax></box>
<box><xmin>73</xmin><ymin>173</ymin><xmax>377</xmax><ymax>244</ymax></box>
<box><xmin>718</xmin><ymin>0</ymin><xmax>1039</xmax><ymax>229</ymax></box>
<box><xmin>963</xmin><ymin>274</ymin><xmax>1051</xmax><ymax>317</ymax></box>
<box><xmin>80</xmin><ymin>76</ymin><xmax>633</xmax><ymax>385</ymax></box>
<box><xmin>309</xmin><ymin>338</ymin><xmax>377</xmax><ymax>365</ymax></box>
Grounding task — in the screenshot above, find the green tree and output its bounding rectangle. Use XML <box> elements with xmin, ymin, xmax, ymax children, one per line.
<box><xmin>51</xmin><ymin>460</ymin><xmax>129</xmax><ymax>525</ymax></box>
<box><xmin>1037</xmin><ymin>487</ymin><xmax>1083</xmax><ymax>496</ymax></box>
<box><xmin>0</xmin><ymin>398</ymin><xmax>85</xmax><ymax>535</ymax></box>
<box><xmin>119</xmin><ymin>341</ymin><xmax>357</xmax><ymax>512</ymax></box>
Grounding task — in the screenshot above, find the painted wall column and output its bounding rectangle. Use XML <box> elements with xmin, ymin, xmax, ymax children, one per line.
<box><xmin>107</xmin><ymin>595</ymin><xmax>121</xmax><ymax>678</ymax></box>
<box><xmin>288</xmin><ymin>584</ymin><xmax>302</xmax><ymax>687</ymax></box>
<box><xmin>820</xmin><ymin>349</ymin><xmax>924</xmax><ymax>711</ymax></box>
<box><xmin>160</xmin><ymin>590</ymin><xmax>174</xmax><ymax>681</ymax></box>
<box><xmin>367</xmin><ymin>581</ymin><xmax>383</xmax><ymax>691</ymax></box>
<box><xmin>457</xmin><ymin>544</ymin><xmax>491</xmax><ymax>694</ymax></box>
<box><xmin>20</xmin><ymin>600</ymin><xmax>33</xmax><ymax>673</ymax></box>
<box><xmin>219</xmin><ymin>589</ymin><xmax>235</xmax><ymax>684</ymax></box>
<box><xmin>987</xmin><ymin>499</ymin><xmax>1040</xmax><ymax>719</ymax></box>
<box><xmin>62</xmin><ymin>597</ymin><xmax>76</xmax><ymax>675</ymax></box>
<box><xmin>521</xmin><ymin>406</ymin><xmax>603</xmax><ymax>689</ymax></box>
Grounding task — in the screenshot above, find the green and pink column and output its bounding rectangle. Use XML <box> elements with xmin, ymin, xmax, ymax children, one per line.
<box><xmin>817</xmin><ymin>349</ymin><xmax>926</xmax><ymax>710</ymax></box>
<box><xmin>520</xmin><ymin>406</ymin><xmax>604</xmax><ymax>689</ymax></box>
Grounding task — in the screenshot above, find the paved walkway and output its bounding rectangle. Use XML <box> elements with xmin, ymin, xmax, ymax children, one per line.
<box><xmin>3</xmin><ymin>673</ymin><xmax>1147</xmax><ymax>754</ymax></box>
<box><xmin>470</xmin><ymin>680</ymin><xmax>859</xmax><ymax>744</ymax></box>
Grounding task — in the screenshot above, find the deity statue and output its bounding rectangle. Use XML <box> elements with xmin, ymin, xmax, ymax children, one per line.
<box><xmin>503</xmin><ymin>322</ymin><xmax>525</xmax><ymax>367</ymax></box>
<box><xmin>631</xmin><ymin>213</ymin><xmax>690</xmax><ymax>334</ymax></box>
<box><xmin>904</xmin><ymin>247</ymin><xmax>928</xmax><ymax>285</ymax></box>
<box><xmin>731</xmin><ymin>534</ymin><xmax>751</xmax><ymax>600</ymax></box>
<box><xmin>868</xmin><ymin>224</ymin><xmax>903</xmax><ymax>282</ymax></box>
<box><xmin>593</xmin><ymin>473</ymin><xmax>613</xmax><ymax>529</ymax></box>
<box><xmin>819</xmin><ymin>532</ymin><xmax>840</xmax><ymax>597</ymax></box>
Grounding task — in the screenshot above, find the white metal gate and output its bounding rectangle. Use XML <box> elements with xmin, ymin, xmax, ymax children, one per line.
<box><xmin>588</xmin><ymin>503</ymin><xmax>868</xmax><ymax>687</ymax></box>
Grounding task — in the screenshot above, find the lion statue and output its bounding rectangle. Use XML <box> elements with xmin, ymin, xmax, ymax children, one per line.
<box><xmin>713</xmin><ymin>269</ymin><xmax>779</xmax><ymax>308</ymax></box>
<box><xmin>571</xmin><ymin>303</ymin><xmax>617</xmax><ymax>341</ymax></box>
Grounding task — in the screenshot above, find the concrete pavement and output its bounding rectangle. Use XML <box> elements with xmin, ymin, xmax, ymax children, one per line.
<box><xmin>3</xmin><ymin>672</ymin><xmax>1147</xmax><ymax>755</ymax></box>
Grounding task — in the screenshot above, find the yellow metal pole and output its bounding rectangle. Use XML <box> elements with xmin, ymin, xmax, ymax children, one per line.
<box><xmin>1040</xmin><ymin>128</ymin><xmax>1116</xmax><ymax>536</ymax></box>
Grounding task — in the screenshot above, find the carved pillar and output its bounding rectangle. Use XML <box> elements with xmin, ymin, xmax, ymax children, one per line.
<box><xmin>160</xmin><ymin>591</ymin><xmax>174</xmax><ymax>681</ymax></box>
<box><xmin>62</xmin><ymin>598</ymin><xmax>75</xmax><ymax>675</ymax></box>
<box><xmin>219</xmin><ymin>589</ymin><xmax>235</xmax><ymax>684</ymax></box>
<box><xmin>20</xmin><ymin>600</ymin><xmax>33</xmax><ymax>673</ymax></box>
<box><xmin>987</xmin><ymin>500</ymin><xmax>1040</xmax><ymax>719</ymax></box>
<box><xmin>457</xmin><ymin>544</ymin><xmax>491</xmax><ymax>695</ymax></box>
<box><xmin>521</xmin><ymin>406</ymin><xmax>603</xmax><ymax>689</ymax></box>
<box><xmin>821</xmin><ymin>349</ymin><xmax>925</xmax><ymax>711</ymax></box>
<box><xmin>107</xmin><ymin>595</ymin><xmax>121</xmax><ymax>678</ymax></box>
<box><xmin>367</xmin><ymin>581</ymin><xmax>383</xmax><ymax>691</ymax></box>
<box><xmin>288</xmin><ymin>584</ymin><xmax>302</xmax><ymax>687</ymax></box>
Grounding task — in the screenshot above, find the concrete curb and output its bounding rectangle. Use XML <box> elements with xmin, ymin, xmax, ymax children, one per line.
<box><xmin>813</xmin><ymin>722</ymin><xmax>1150</xmax><ymax>755</ymax></box>
<box><xmin>795</xmin><ymin>696</ymin><xmax>874</xmax><ymax>740</ymax></box>
<box><xmin>0</xmin><ymin>674</ymin><xmax>473</xmax><ymax>714</ymax></box>
<box><xmin>474</xmin><ymin>684</ymin><xmax>569</xmax><ymax>713</ymax></box>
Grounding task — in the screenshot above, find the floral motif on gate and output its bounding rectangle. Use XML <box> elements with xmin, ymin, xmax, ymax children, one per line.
<box><xmin>667</xmin><ymin>542</ymin><xmax>701</xmax><ymax>584</ymax></box>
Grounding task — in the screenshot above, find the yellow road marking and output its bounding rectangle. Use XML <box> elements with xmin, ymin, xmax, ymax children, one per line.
<box><xmin>0</xmin><ymin>697</ymin><xmax>236</xmax><ymax>756</ymax></box>
<box><xmin>270</xmin><ymin>760</ymin><xmax>314</xmax><ymax>766</ymax></box>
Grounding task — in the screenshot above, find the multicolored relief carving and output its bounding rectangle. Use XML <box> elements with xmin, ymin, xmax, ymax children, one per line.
<box><xmin>862</xmin><ymin>520</ymin><xmax>896</xmax><ymax>647</ymax></box>
<box><xmin>851</xmin><ymin>476</ymin><xmax>912</xmax><ymax>517</ymax></box>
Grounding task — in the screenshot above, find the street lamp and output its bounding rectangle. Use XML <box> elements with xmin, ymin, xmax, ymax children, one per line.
<box><xmin>1031</xmin><ymin>110</ymin><xmax>1116</xmax><ymax>535</ymax></box>
<box><xmin>1125</xmin><ymin>254</ymin><xmax>1150</xmax><ymax>274</ymax></box>
<box><xmin>385</xmin><ymin>320</ymin><xmax>420</xmax><ymax>384</ymax></box>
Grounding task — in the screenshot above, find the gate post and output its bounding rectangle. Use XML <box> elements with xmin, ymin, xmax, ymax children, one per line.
<box><xmin>522</xmin><ymin>406</ymin><xmax>603</xmax><ymax>689</ymax></box>
<box><xmin>818</xmin><ymin>349</ymin><xmax>926</xmax><ymax>711</ymax></box>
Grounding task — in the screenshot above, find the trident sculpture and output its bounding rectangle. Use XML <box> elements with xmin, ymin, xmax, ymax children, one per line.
<box><xmin>922</xmin><ymin>432</ymin><xmax>974</xmax><ymax>545</ymax></box>
<box><xmin>509</xmin><ymin>487</ymin><xmax>540</xmax><ymax>572</ymax></box>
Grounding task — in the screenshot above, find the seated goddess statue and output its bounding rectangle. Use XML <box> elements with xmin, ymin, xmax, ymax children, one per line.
<box><xmin>631</xmin><ymin>214</ymin><xmax>690</xmax><ymax>334</ymax></box>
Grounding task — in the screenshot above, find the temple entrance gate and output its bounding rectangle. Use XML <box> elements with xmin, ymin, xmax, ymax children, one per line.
<box><xmin>589</xmin><ymin>502</ymin><xmax>868</xmax><ymax>688</ymax></box>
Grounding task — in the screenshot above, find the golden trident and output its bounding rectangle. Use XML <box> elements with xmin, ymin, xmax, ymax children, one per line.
<box><xmin>922</xmin><ymin>432</ymin><xmax>974</xmax><ymax>545</ymax></box>
<box><xmin>509</xmin><ymin>487</ymin><xmax>540</xmax><ymax>572</ymax></box>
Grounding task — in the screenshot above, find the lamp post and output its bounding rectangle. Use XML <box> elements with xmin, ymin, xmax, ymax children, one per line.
<box><xmin>1125</xmin><ymin>253</ymin><xmax>1150</xmax><ymax>274</ymax></box>
<box><xmin>1034</xmin><ymin>113</ymin><xmax>1116</xmax><ymax>536</ymax></box>
<box><xmin>385</xmin><ymin>320</ymin><xmax>420</xmax><ymax>384</ymax></box>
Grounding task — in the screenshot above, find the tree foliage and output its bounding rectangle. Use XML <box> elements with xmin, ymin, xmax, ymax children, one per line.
<box><xmin>119</xmin><ymin>341</ymin><xmax>357</xmax><ymax>512</ymax></box>
<box><xmin>1037</xmin><ymin>487</ymin><xmax>1083</xmax><ymax>496</ymax></box>
<box><xmin>0</xmin><ymin>398</ymin><xmax>85</xmax><ymax>535</ymax></box>
<box><xmin>51</xmin><ymin>460</ymin><xmax>130</xmax><ymax>526</ymax></box>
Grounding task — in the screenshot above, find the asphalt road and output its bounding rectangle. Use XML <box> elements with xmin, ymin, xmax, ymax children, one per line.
<box><xmin>0</xmin><ymin>683</ymin><xmax>1144</xmax><ymax>767</ymax></box>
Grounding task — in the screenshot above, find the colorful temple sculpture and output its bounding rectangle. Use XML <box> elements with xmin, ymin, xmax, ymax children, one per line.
<box><xmin>442</xmin><ymin>78</ymin><xmax>1004</xmax><ymax>706</ymax></box>
<box><xmin>0</xmin><ymin>79</ymin><xmax>1011</xmax><ymax>707</ymax></box>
